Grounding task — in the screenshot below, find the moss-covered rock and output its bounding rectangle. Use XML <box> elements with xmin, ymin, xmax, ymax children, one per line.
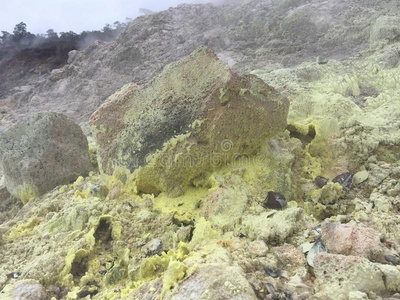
<box><xmin>91</xmin><ymin>48</ymin><xmax>289</xmax><ymax>196</ymax></box>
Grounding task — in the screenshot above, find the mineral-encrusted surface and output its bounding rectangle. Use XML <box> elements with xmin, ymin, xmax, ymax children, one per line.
<box><xmin>91</xmin><ymin>48</ymin><xmax>289</xmax><ymax>196</ymax></box>
<box><xmin>1</xmin><ymin>0</ymin><xmax>400</xmax><ymax>299</ymax></box>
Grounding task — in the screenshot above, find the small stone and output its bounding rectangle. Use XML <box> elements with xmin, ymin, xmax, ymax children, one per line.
<box><xmin>348</xmin><ymin>291</ymin><xmax>369</xmax><ymax>300</ymax></box>
<box><xmin>307</xmin><ymin>238</ymin><xmax>328</xmax><ymax>267</ymax></box>
<box><xmin>385</xmin><ymin>255</ymin><xmax>400</xmax><ymax>265</ymax></box>
<box><xmin>315</xmin><ymin>176</ymin><xmax>328</xmax><ymax>188</ymax></box>
<box><xmin>7</xmin><ymin>272</ymin><xmax>22</xmax><ymax>279</ymax></box>
<box><xmin>0</xmin><ymin>177</ymin><xmax>11</xmax><ymax>201</ymax></box>
<box><xmin>263</xmin><ymin>192</ymin><xmax>287</xmax><ymax>210</ymax></box>
<box><xmin>387</xmin><ymin>183</ymin><xmax>400</xmax><ymax>197</ymax></box>
<box><xmin>107</xmin><ymin>185</ymin><xmax>121</xmax><ymax>200</ymax></box>
<box><xmin>317</xmin><ymin>56</ymin><xmax>329</xmax><ymax>65</ymax></box>
<box><xmin>332</xmin><ymin>172</ymin><xmax>353</xmax><ymax>191</ymax></box>
<box><xmin>353</xmin><ymin>170</ymin><xmax>369</xmax><ymax>185</ymax></box>
<box><xmin>300</xmin><ymin>242</ymin><xmax>314</xmax><ymax>253</ymax></box>
<box><xmin>369</xmin><ymin>166</ymin><xmax>391</xmax><ymax>187</ymax></box>
<box><xmin>13</xmin><ymin>281</ymin><xmax>47</xmax><ymax>300</ymax></box>
<box><xmin>262</xmin><ymin>265</ymin><xmax>281</xmax><ymax>278</ymax></box>
<box><xmin>142</xmin><ymin>239</ymin><xmax>163</xmax><ymax>256</ymax></box>
<box><xmin>176</xmin><ymin>226</ymin><xmax>193</xmax><ymax>243</ymax></box>
<box><xmin>77</xmin><ymin>286</ymin><xmax>99</xmax><ymax>298</ymax></box>
<box><xmin>265</xmin><ymin>283</ymin><xmax>278</xmax><ymax>299</ymax></box>
<box><xmin>249</xmin><ymin>240</ymin><xmax>268</xmax><ymax>257</ymax></box>
<box><xmin>88</xmin><ymin>184</ymin><xmax>108</xmax><ymax>198</ymax></box>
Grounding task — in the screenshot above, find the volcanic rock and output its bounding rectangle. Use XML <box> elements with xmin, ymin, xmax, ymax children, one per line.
<box><xmin>0</xmin><ymin>112</ymin><xmax>91</xmax><ymax>203</ymax></box>
<box><xmin>263</xmin><ymin>191</ymin><xmax>287</xmax><ymax>210</ymax></box>
<box><xmin>91</xmin><ymin>48</ymin><xmax>289</xmax><ymax>196</ymax></box>
<box><xmin>314</xmin><ymin>253</ymin><xmax>400</xmax><ymax>299</ymax></box>
<box><xmin>170</xmin><ymin>264</ymin><xmax>257</xmax><ymax>300</ymax></box>
<box><xmin>321</xmin><ymin>223</ymin><xmax>383</xmax><ymax>260</ymax></box>
<box><xmin>14</xmin><ymin>281</ymin><xmax>48</xmax><ymax>300</ymax></box>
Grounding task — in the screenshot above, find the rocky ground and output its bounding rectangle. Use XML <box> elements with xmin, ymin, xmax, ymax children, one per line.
<box><xmin>1</xmin><ymin>0</ymin><xmax>400</xmax><ymax>300</ymax></box>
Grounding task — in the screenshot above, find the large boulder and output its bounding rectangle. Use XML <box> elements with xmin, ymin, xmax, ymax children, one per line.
<box><xmin>91</xmin><ymin>48</ymin><xmax>289</xmax><ymax>196</ymax></box>
<box><xmin>0</xmin><ymin>112</ymin><xmax>91</xmax><ymax>203</ymax></box>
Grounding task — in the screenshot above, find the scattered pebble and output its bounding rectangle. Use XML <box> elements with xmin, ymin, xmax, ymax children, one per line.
<box><xmin>315</xmin><ymin>176</ymin><xmax>328</xmax><ymax>188</ymax></box>
<box><xmin>332</xmin><ymin>172</ymin><xmax>354</xmax><ymax>191</ymax></box>
<box><xmin>263</xmin><ymin>192</ymin><xmax>287</xmax><ymax>210</ymax></box>
<box><xmin>249</xmin><ymin>240</ymin><xmax>268</xmax><ymax>257</ymax></box>
<box><xmin>265</xmin><ymin>283</ymin><xmax>278</xmax><ymax>299</ymax></box>
<box><xmin>353</xmin><ymin>170</ymin><xmax>369</xmax><ymax>185</ymax></box>
<box><xmin>176</xmin><ymin>226</ymin><xmax>193</xmax><ymax>243</ymax></box>
<box><xmin>263</xmin><ymin>265</ymin><xmax>282</xmax><ymax>278</ymax></box>
<box><xmin>142</xmin><ymin>238</ymin><xmax>163</xmax><ymax>256</ymax></box>
<box><xmin>107</xmin><ymin>185</ymin><xmax>121</xmax><ymax>200</ymax></box>
<box><xmin>6</xmin><ymin>272</ymin><xmax>22</xmax><ymax>279</ymax></box>
<box><xmin>385</xmin><ymin>255</ymin><xmax>400</xmax><ymax>265</ymax></box>
<box><xmin>317</xmin><ymin>56</ymin><xmax>329</xmax><ymax>65</ymax></box>
<box><xmin>307</xmin><ymin>238</ymin><xmax>328</xmax><ymax>267</ymax></box>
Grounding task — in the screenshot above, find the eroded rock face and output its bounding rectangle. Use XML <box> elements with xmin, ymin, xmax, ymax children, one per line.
<box><xmin>91</xmin><ymin>48</ymin><xmax>289</xmax><ymax>196</ymax></box>
<box><xmin>0</xmin><ymin>112</ymin><xmax>91</xmax><ymax>203</ymax></box>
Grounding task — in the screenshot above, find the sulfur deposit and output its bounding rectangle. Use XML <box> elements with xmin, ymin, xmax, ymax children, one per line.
<box><xmin>91</xmin><ymin>48</ymin><xmax>289</xmax><ymax>196</ymax></box>
<box><xmin>1</xmin><ymin>0</ymin><xmax>400</xmax><ymax>299</ymax></box>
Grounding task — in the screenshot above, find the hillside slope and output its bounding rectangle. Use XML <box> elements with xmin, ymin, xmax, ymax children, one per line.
<box><xmin>1</xmin><ymin>0</ymin><xmax>400</xmax><ymax>130</ymax></box>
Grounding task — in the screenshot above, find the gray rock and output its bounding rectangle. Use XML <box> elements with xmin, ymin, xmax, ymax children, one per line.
<box><xmin>369</xmin><ymin>165</ymin><xmax>391</xmax><ymax>187</ymax></box>
<box><xmin>307</xmin><ymin>238</ymin><xmax>328</xmax><ymax>268</ymax></box>
<box><xmin>176</xmin><ymin>226</ymin><xmax>193</xmax><ymax>243</ymax></box>
<box><xmin>13</xmin><ymin>281</ymin><xmax>47</xmax><ymax>300</ymax></box>
<box><xmin>0</xmin><ymin>176</ymin><xmax>11</xmax><ymax>201</ymax></box>
<box><xmin>142</xmin><ymin>239</ymin><xmax>163</xmax><ymax>256</ymax></box>
<box><xmin>388</xmin><ymin>183</ymin><xmax>400</xmax><ymax>197</ymax></box>
<box><xmin>353</xmin><ymin>170</ymin><xmax>369</xmax><ymax>185</ymax></box>
<box><xmin>0</xmin><ymin>112</ymin><xmax>91</xmax><ymax>203</ymax></box>
<box><xmin>263</xmin><ymin>191</ymin><xmax>287</xmax><ymax>210</ymax></box>
<box><xmin>171</xmin><ymin>264</ymin><xmax>257</xmax><ymax>300</ymax></box>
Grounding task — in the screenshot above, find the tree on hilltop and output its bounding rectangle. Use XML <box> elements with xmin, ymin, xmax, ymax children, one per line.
<box><xmin>13</xmin><ymin>22</ymin><xmax>27</xmax><ymax>42</ymax></box>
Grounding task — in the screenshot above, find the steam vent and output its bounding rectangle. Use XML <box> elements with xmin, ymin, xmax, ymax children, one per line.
<box><xmin>1</xmin><ymin>0</ymin><xmax>400</xmax><ymax>299</ymax></box>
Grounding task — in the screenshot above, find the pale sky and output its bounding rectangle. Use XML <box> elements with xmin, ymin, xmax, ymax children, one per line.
<box><xmin>0</xmin><ymin>0</ymin><xmax>215</xmax><ymax>34</ymax></box>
